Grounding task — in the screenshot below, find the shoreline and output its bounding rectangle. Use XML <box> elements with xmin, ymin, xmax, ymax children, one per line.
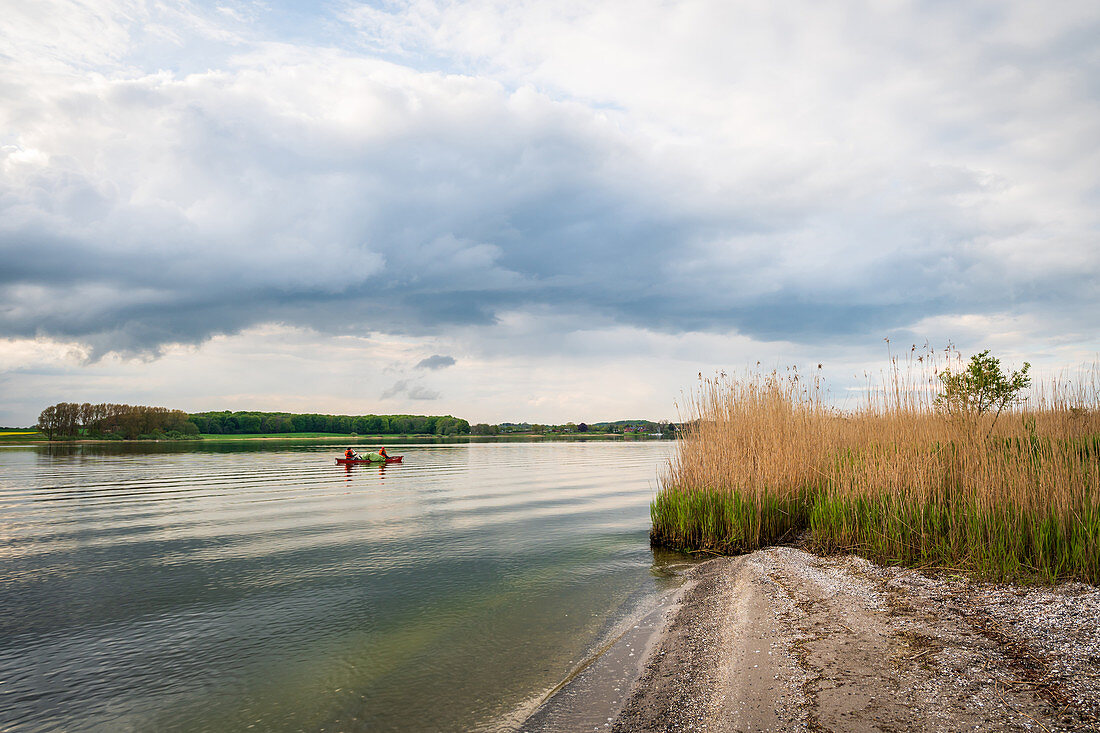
<box><xmin>524</xmin><ymin>547</ymin><xmax>1100</xmax><ymax>732</ymax></box>
<box><xmin>519</xmin><ymin>578</ymin><xmax>691</xmax><ymax>732</ymax></box>
<box><xmin>5</xmin><ymin>433</ymin><xmax>672</xmax><ymax>444</ymax></box>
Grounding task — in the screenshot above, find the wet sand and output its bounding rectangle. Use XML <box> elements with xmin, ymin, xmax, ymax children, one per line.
<box><xmin>520</xmin><ymin>594</ymin><xmax>679</xmax><ymax>732</ymax></box>
<box><xmin>523</xmin><ymin>547</ymin><xmax>1100</xmax><ymax>732</ymax></box>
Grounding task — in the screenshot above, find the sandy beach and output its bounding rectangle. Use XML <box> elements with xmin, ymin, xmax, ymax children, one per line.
<box><xmin>526</xmin><ymin>547</ymin><xmax>1100</xmax><ymax>732</ymax></box>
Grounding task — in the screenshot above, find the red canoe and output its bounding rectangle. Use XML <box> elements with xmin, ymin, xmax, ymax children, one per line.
<box><xmin>336</xmin><ymin>456</ymin><xmax>403</xmax><ymax>465</ymax></box>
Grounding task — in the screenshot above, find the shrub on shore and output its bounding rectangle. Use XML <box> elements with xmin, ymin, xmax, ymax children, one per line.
<box><xmin>651</xmin><ymin>348</ymin><xmax>1100</xmax><ymax>583</ymax></box>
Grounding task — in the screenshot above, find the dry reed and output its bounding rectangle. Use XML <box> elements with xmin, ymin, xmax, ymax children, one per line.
<box><xmin>652</xmin><ymin>348</ymin><xmax>1100</xmax><ymax>583</ymax></box>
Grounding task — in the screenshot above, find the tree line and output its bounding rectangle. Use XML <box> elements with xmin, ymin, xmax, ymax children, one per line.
<box><xmin>37</xmin><ymin>403</ymin><xmax>199</xmax><ymax>440</ymax></box>
<box><xmin>189</xmin><ymin>411</ymin><xmax>471</xmax><ymax>436</ymax></box>
<box><xmin>471</xmin><ymin>420</ymin><xmax>676</xmax><ymax>435</ymax></box>
<box><xmin>37</xmin><ymin>403</ymin><xmax>674</xmax><ymax>440</ymax></box>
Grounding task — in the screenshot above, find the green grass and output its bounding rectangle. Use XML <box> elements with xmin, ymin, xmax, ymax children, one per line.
<box><xmin>653</xmin><ymin>483</ymin><xmax>1100</xmax><ymax>584</ymax></box>
<box><xmin>197</xmin><ymin>432</ymin><xmax>508</xmax><ymax>442</ymax></box>
<box><xmin>3</xmin><ymin>431</ymin><xmax>636</xmax><ymax>443</ymax></box>
<box><xmin>197</xmin><ymin>432</ymin><xmax>633</xmax><ymax>442</ymax></box>
<box><xmin>650</xmin><ymin>486</ymin><xmax>810</xmax><ymax>555</ymax></box>
<box><xmin>1</xmin><ymin>431</ymin><xmax>385</xmax><ymax>443</ymax></box>
<box><xmin>198</xmin><ymin>432</ymin><xmax>374</xmax><ymax>440</ymax></box>
<box><xmin>806</xmin><ymin>491</ymin><xmax>1100</xmax><ymax>583</ymax></box>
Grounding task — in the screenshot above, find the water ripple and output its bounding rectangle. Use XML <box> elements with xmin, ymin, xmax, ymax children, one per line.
<box><xmin>0</xmin><ymin>441</ymin><xmax>675</xmax><ymax>732</ymax></box>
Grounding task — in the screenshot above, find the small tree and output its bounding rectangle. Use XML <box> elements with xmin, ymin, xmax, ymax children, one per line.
<box><xmin>935</xmin><ymin>350</ymin><xmax>1031</xmax><ymax>435</ymax></box>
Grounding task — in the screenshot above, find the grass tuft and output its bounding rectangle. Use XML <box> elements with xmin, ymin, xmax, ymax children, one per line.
<box><xmin>651</xmin><ymin>352</ymin><xmax>1100</xmax><ymax>584</ymax></box>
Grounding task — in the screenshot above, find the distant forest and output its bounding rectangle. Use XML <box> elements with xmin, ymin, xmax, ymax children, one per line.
<box><xmin>36</xmin><ymin>404</ymin><xmax>472</xmax><ymax>439</ymax></box>
<box><xmin>35</xmin><ymin>403</ymin><xmax>672</xmax><ymax>440</ymax></box>
<box><xmin>473</xmin><ymin>419</ymin><xmax>675</xmax><ymax>435</ymax></box>
<box><xmin>37</xmin><ymin>402</ymin><xmax>198</xmax><ymax>440</ymax></box>
<box><xmin>189</xmin><ymin>411</ymin><xmax>471</xmax><ymax>436</ymax></box>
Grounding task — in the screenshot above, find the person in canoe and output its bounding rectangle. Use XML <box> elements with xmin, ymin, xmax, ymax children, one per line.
<box><xmin>345</xmin><ymin>447</ymin><xmax>359</xmax><ymax>460</ymax></box>
<box><xmin>378</xmin><ymin>446</ymin><xmax>389</xmax><ymax>460</ymax></box>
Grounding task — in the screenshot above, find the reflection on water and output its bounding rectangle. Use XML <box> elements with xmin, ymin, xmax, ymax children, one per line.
<box><xmin>0</xmin><ymin>441</ymin><xmax>686</xmax><ymax>732</ymax></box>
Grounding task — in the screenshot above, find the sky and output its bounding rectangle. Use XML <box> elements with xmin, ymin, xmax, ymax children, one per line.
<box><xmin>1</xmin><ymin>0</ymin><xmax>1098</xmax><ymax>426</ymax></box>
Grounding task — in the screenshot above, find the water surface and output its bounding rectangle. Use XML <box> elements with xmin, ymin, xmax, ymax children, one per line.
<box><xmin>0</xmin><ymin>441</ymin><xmax>685</xmax><ymax>731</ymax></box>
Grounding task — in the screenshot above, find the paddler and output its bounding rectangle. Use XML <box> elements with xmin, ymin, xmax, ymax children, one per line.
<box><xmin>378</xmin><ymin>446</ymin><xmax>389</xmax><ymax>459</ymax></box>
<box><xmin>345</xmin><ymin>447</ymin><xmax>358</xmax><ymax>460</ymax></box>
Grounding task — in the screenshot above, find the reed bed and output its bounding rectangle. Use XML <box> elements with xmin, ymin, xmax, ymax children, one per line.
<box><xmin>651</xmin><ymin>352</ymin><xmax>1100</xmax><ymax>583</ymax></box>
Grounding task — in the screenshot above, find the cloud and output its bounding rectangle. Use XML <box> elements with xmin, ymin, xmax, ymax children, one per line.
<box><xmin>415</xmin><ymin>354</ymin><xmax>455</xmax><ymax>370</ymax></box>
<box><xmin>382</xmin><ymin>379</ymin><xmax>440</xmax><ymax>401</ymax></box>
<box><xmin>0</xmin><ymin>0</ymin><xmax>1096</xmax><ymax>375</ymax></box>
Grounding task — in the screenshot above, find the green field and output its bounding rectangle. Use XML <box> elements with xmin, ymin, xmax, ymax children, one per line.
<box><xmin>0</xmin><ymin>430</ymin><xmax>646</xmax><ymax>444</ymax></box>
<box><xmin>197</xmin><ymin>432</ymin><xmax>469</xmax><ymax>441</ymax></box>
<box><xmin>0</xmin><ymin>431</ymin><xmax>46</xmax><ymax>442</ymax></box>
<box><xmin>199</xmin><ymin>432</ymin><xmax>376</xmax><ymax>441</ymax></box>
<box><xmin>198</xmin><ymin>432</ymin><xmax>633</xmax><ymax>442</ymax></box>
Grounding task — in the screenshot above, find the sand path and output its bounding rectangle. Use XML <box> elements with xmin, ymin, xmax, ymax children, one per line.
<box><xmin>607</xmin><ymin>547</ymin><xmax>1098</xmax><ymax>732</ymax></box>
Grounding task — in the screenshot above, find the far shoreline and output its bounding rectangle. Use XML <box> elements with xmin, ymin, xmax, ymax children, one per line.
<box><xmin>4</xmin><ymin>433</ymin><xmax>674</xmax><ymax>445</ymax></box>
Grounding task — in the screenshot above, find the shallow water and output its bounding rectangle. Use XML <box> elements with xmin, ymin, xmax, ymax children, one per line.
<box><xmin>0</xmin><ymin>441</ymin><xmax>687</xmax><ymax>731</ymax></box>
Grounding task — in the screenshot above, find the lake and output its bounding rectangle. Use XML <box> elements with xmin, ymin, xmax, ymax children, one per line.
<box><xmin>0</xmin><ymin>441</ymin><xmax>689</xmax><ymax>731</ymax></box>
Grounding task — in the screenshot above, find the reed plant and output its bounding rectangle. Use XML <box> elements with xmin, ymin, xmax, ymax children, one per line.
<box><xmin>651</xmin><ymin>348</ymin><xmax>1100</xmax><ymax>583</ymax></box>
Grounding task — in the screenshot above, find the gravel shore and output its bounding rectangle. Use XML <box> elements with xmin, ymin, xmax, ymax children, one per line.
<box><xmin>598</xmin><ymin>547</ymin><xmax>1100</xmax><ymax>732</ymax></box>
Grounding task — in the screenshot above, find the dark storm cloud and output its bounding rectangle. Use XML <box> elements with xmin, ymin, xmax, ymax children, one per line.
<box><xmin>2</xmin><ymin>1</ymin><xmax>1098</xmax><ymax>359</ymax></box>
<box><xmin>0</xmin><ymin>127</ymin><xmax>1088</xmax><ymax>356</ymax></box>
<box><xmin>0</xmin><ymin>67</ymin><xmax>713</xmax><ymax>353</ymax></box>
<box><xmin>415</xmin><ymin>355</ymin><xmax>455</xmax><ymax>370</ymax></box>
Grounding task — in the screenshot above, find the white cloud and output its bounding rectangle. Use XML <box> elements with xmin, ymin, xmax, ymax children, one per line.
<box><xmin>0</xmin><ymin>0</ymin><xmax>1097</xmax><ymax>423</ymax></box>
